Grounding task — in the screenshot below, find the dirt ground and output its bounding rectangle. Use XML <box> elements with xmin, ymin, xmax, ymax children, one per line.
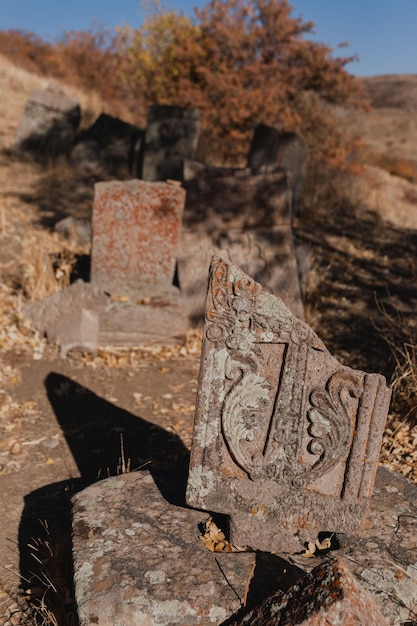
<box><xmin>1</xmin><ymin>62</ymin><xmax>417</xmax><ymax>624</ymax></box>
<box><xmin>0</xmin><ymin>147</ymin><xmax>203</xmax><ymax>623</ymax></box>
<box><xmin>0</xmin><ymin>342</ymin><xmax>200</xmax><ymax>623</ymax></box>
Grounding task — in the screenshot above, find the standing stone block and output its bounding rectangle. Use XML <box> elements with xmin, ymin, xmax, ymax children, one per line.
<box><xmin>14</xmin><ymin>86</ymin><xmax>81</xmax><ymax>162</ymax></box>
<box><xmin>141</xmin><ymin>105</ymin><xmax>200</xmax><ymax>181</ymax></box>
<box><xmin>179</xmin><ymin>169</ymin><xmax>304</xmax><ymax>322</ymax></box>
<box><xmin>186</xmin><ymin>256</ymin><xmax>391</xmax><ymax>554</ymax></box>
<box><xmin>247</xmin><ymin>125</ymin><xmax>307</xmax><ymax>217</ymax></box>
<box><xmin>91</xmin><ymin>180</ymin><xmax>185</xmax><ymax>300</ymax></box>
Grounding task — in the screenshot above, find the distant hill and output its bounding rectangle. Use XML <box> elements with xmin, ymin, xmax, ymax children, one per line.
<box><xmin>334</xmin><ymin>75</ymin><xmax>417</xmax><ymax>171</ymax></box>
<box><xmin>361</xmin><ymin>74</ymin><xmax>417</xmax><ymax>111</ymax></box>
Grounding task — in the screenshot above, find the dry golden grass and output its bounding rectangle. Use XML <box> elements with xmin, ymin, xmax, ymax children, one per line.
<box><xmin>0</xmin><ymin>53</ymin><xmax>104</xmax><ymax>148</ymax></box>
<box><xmin>358</xmin><ymin>147</ymin><xmax>417</xmax><ymax>183</ymax></box>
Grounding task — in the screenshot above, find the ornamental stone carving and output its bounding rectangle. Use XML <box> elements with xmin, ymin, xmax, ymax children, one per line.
<box><xmin>186</xmin><ymin>256</ymin><xmax>391</xmax><ymax>553</ymax></box>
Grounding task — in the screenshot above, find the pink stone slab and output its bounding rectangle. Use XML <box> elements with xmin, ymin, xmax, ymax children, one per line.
<box><xmin>91</xmin><ymin>179</ymin><xmax>185</xmax><ymax>299</ymax></box>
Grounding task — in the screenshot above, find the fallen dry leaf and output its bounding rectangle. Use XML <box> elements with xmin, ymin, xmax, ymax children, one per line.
<box><xmin>301</xmin><ymin>534</ymin><xmax>335</xmax><ymax>557</ymax></box>
<box><xmin>199</xmin><ymin>517</ymin><xmax>249</xmax><ymax>553</ymax></box>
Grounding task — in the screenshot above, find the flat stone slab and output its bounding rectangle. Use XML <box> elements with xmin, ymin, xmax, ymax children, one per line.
<box><xmin>72</xmin><ymin>468</ymin><xmax>417</xmax><ymax>625</ymax></box>
<box><xmin>99</xmin><ymin>296</ymin><xmax>187</xmax><ymax>347</ymax></box>
<box><xmin>72</xmin><ymin>471</ymin><xmax>255</xmax><ymax>625</ymax></box>
<box><xmin>24</xmin><ymin>281</ymin><xmax>187</xmax><ymax>352</ymax></box>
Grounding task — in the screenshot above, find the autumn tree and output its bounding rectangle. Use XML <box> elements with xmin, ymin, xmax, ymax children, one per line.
<box><xmin>119</xmin><ymin>0</ymin><xmax>361</xmax><ymax>163</ymax></box>
<box><xmin>118</xmin><ymin>6</ymin><xmax>199</xmax><ymax>115</ymax></box>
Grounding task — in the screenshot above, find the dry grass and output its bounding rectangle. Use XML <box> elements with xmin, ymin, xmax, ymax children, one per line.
<box><xmin>18</xmin><ymin>233</ymin><xmax>75</xmax><ymax>303</ymax></box>
<box><xmin>0</xmin><ymin>53</ymin><xmax>104</xmax><ymax>149</ymax></box>
<box><xmin>377</xmin><ymin>299</ymin><xmax>417</xmax><ymax>425</ymax></box>
<box><xmin>358</xmin><ymin>147</ymin><xmax>417</xmax><ymax>184</ymax></box>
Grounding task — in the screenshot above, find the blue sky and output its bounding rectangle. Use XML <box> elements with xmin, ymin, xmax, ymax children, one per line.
<box><xmin>1</xmin><ymin>0</ymin><xmax>417</xmax><ymax>77</ymax></box>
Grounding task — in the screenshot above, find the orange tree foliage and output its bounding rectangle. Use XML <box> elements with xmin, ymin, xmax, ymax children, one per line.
<box><xmin>119</xmin><ymin>0</ymin><xmax>362</xmax><ymax>163</ymax></box>
<box><xmin>55</xmin><ymin>29</ymin><xmax>130</xmax><ymax>109</ymax></box>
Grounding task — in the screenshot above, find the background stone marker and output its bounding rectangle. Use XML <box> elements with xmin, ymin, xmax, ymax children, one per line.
<box><xmin>186</xmin><ymin>256</ymin><xmax>391</xmax><ymax>553</ymax></box>
<box><xmin>247</xmin><ymin>125</ymin><xmax>307</xmax><ymax>217</ymax></box>
<box><xmin>141</xmin><ymin>105</ymin><xmax>200</xmax><ymax>181</ymax></box>
<box><xmin>14</xmin><ymin>86</ymin><xmax>81</xmax><ymax>162</ymax></box>
<box><xmin>179</xmin><ymin>169</ymin><xmax>304</xmax><ymax>322</ymax></box>
<box><xmin>91</xmin><ymin>179</ymin><xmax>185</xmax><ymax>300</ymax></box>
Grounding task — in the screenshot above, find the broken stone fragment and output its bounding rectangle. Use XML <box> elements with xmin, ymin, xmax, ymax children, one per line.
<box><xmin>223</xmin><ymin>556</ymin><xmax>388</xmax><ymax>626</ymax></box>
<box><xmin>186</xmin><ymin>256</ymin><xmax>391</xmax><ymax>553</ymax></box>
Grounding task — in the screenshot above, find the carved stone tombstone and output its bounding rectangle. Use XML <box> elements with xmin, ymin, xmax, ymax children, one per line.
<box><xmin>186</xmin><ymin>256</ymin><xmax>391</xmax><ymax>553</ymax></box>
<box><xmin>179</xmin><ymin>168</ymin><xmax>304</xmax><ymax>323</ymax></box>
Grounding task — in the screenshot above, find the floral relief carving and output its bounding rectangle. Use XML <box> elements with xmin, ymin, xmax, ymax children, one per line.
<box><xmin>307</xmin><ymin>371</ymin><xmax>363</xmax><ymax>479</ymax></box>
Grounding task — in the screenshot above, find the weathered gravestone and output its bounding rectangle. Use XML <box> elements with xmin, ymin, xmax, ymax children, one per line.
<box><xmin>247</xmin><ymin>125</ymin><xmax>307</xmax><ymax>217</ymax></box>
<box><xmin>140</xmin><ymin>105</ymin><xmax>200</xmax><ymax>181</ymax></box>
<box><xmin>179</xmin><ymin>167</ymin><xmax>304</xmax><ymax>323</ymax></box>
<box><xmin>70</xmin><ymin>113</ymin><xmax>144</xmax><ymax>176</ymax></box>
<box><xmin>90</xmin><ymin>179</ymin><xmax>185</xmax><ymax>301</ymax></box>
<box><xmin>186</xmin><ymin>256</ymin><xmax>391</xmax><ymax>554</ymax></box>
<box><xmin>14</xmin><ymin>86</ymin><xmax>81</xmax><ymax>162</ymax></box>
<box><xmin>24</xmin><ymin>180</ymin><xmax>188</xmax><ymax>353</ymax></box>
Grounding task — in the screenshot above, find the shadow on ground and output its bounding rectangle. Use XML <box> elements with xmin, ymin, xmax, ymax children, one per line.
<box><xmin>18</xmin><ymin>373</ymin><xmax>190</xmax><ymax>625</ymax></box>
<box><xmin>295</xmin><ymin>203</ymin><xmax>417</xmax><ymax>381</ymax></box>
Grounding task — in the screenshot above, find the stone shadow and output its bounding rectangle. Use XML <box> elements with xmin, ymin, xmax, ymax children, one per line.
<box><xmin>294</xmin><ymin>203</ymin><xmax>417</xmax><ymax>381</ymax></box>
<box><xmin>18</xmin><ymin>372</ymin><xmax>190</xmax><ymax>624</ymax></box>
<box><xmin>220</xmin><ymin>552</ymin><xmax>306</xmax><ymax>625</ymax></box>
